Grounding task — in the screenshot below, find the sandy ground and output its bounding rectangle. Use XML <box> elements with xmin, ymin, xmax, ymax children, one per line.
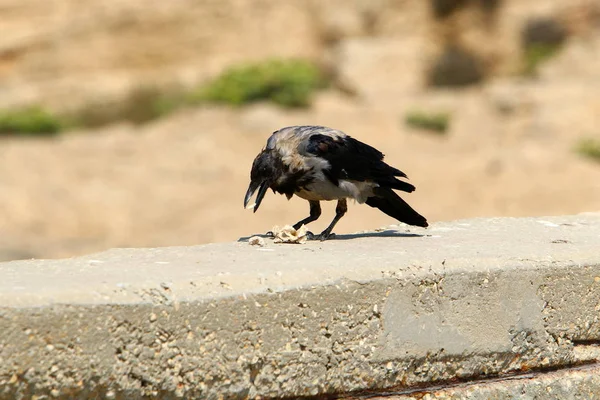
<box><xmin>1</xmin><ymin>0</ymin><xmax>599</xmax><ymax>261</ymax></box>
<box><xmin>1</xmin><ymin>77</ymin><xmax>599</xmax><ymax>261</ymax></box>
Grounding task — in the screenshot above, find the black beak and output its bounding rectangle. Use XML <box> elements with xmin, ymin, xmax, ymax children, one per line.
<box><xmin>244</xmin><ymin>181</ymin><xmax>269</xmax><ymax>213</ymax></box>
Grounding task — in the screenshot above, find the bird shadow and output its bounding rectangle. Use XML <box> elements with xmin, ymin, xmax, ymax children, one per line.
<box><xmin>333</xmin><ymin>230</ymin><xmax>425</xmax><ymax>240</ymax></box>
<box><xmin>237</xmin><ymin>229</ymin><xmax>424</xmax><ymax>243</ymax></box>
<box><xmin>237</xmin><ymin>233</ymin><xmax>274</xmax><ymax>242</ymax></box>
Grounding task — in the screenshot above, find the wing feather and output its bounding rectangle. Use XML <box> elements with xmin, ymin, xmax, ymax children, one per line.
<box><xmin>305</xmin><ymin>133</ymin><xmax>415</xmax><ymax>192</ymax></box>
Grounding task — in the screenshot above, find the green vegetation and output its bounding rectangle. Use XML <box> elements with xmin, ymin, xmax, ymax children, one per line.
<box><xmin>1</xmin><ymin>59</ymin><xmax>327</xmax><ymax>136</ymax></box>
<box><xmin>521</xmin><ymin>17</ymin><xmax>566</xmax><ymax>76</ymax></box>
<box><xmin>522</xmin><ymin>44</ymin><xmax>561</xmax><ymax>76</ymax></box>
<box><xmin>71</xmin><ymin>59</ymin><xmax>327</xmax><ymax>129</ymax></box>
<box><xmin>575</xmin><ymin>137</ymin><xmax>600</xmax><ymax>163</ymax></box>
<box><xmin>71</xmin><ymin>86</ymin><xmax>184</xmax><ymax>128</ymax></box>
<box><xmin>405</xmin><ymin>111</ymin><xmax>450</xmax><ymax>134</ymax></box>
<box><xmin>0</xmin><ymin>107</ymin><xmax>64</xmax><ymax>136</ymax></box>
<box><xmin>191</xmin><ymin>59</ymin><xmax>327</xmax><ymax>108</ymax></box>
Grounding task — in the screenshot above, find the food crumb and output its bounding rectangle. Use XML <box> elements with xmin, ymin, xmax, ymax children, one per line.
<box><xmin>272</xmin><ymin>225</ymin><xmax>308</xmax><ymax>244</ymax></box>
<box><xmin>248</xmin><ymin>236</ymin><xmax>266</xmax><ymax>246</ymax></box>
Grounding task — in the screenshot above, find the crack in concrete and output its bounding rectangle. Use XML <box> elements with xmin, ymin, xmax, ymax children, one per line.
<box><xmin>334</xmin><ymin>360</ymin><xmax>600</xmax><ymax>400</ymax></box>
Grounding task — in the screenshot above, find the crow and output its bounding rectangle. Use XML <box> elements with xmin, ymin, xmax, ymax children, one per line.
<box><xmin>244</xmin><ymin>125</ymin><xmax>428</xmax><ymax>240</ymax></box>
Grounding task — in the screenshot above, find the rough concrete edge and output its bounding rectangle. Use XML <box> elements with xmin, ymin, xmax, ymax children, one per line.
<box><xmin>2</xmin><ymin>261</ymin><xmax>600</xmax><ymax>399</ymax></box>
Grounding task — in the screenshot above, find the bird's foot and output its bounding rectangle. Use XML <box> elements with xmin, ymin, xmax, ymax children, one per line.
<box><xmin>306</xmin><ymin>231</ymin><xmax>335</xmax><ymax>241</ymax></box>
<box><xmin>319</xmin><ymin>232</ymin><xmax>335</xmax><ymax>241</ymax></box>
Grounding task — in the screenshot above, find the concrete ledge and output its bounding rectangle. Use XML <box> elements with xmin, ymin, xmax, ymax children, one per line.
<box><xmin>1</xmin><ymin>215</ymin><xmax>600</xmax><ymax>399</ymax></box>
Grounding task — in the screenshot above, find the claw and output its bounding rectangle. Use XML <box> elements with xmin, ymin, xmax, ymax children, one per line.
<box><xmin>307</xmin><ymin>231</ymin><xmax>335</xmax><ymax>241</ymax></box>
<box><xmin>319</xmin><ymin>232</ymin><xmax>335</xmax><ymax>241</ymax></box>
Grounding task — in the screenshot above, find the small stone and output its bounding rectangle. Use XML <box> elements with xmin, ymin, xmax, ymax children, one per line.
<box><xmin>373</xmin><ymin>304</ymin><xmax>380</xmax><ymax>316</ymax></box>
<box><xmin>149</xmin><ymin>313</ymin><xmax>157</xmax><ymax>322</ymax></box>
<box><xmin>51</xmin><ymin>389</ymin><xmax>60</xmax><ymax>398</ymax></box>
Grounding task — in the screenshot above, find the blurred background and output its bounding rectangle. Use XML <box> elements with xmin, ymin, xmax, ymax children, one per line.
<box><xmin>0</xmin><ymin>0</ymin><xmax>599</xmax><ymax>261</ymax></box>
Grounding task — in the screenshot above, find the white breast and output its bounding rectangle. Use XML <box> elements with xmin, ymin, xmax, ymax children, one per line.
<box><xmin>295</xmin><ymin>175</ymin><xmax>377</xmax><ymax>203</ymax></box>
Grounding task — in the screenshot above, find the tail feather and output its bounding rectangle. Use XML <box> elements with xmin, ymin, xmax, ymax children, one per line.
<box><xmin>366</xmin><ymin>187</ymin><xmax>428</xmax><ymax>227</ymax></box>
<box><xmin>384</xmin><ymin>177</ymin><xmax>415</xmax><ymax>193</ymax></box>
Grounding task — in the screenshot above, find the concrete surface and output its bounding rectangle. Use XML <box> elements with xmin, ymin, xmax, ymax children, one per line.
<box><xmin>1</xmin><ymin>215</ymin><xmax>600</xmax><ymax>399</ymax></box>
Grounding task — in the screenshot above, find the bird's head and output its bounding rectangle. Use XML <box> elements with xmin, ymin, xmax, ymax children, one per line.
<box><xmin>244</xmin><ymin>150</ymin><xmax>279</xmax><ymax>213</ymax></box>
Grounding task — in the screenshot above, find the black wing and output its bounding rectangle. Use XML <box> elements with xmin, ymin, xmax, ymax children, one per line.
<box><xmin>305</xmin><ymin>134</ymin><xmax>415</xmax><ymax>192</ymax></box>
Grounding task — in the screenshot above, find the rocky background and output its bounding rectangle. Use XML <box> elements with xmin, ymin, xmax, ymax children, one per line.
<box><xmin>1</xmin><ymin>0</ymin><xmax>599</xmax><ymax>260</ymax></box>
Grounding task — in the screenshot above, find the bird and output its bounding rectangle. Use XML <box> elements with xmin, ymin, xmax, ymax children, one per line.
<box><xmin>244</xmin><ymin>125</ymin><xmax>428</xmax><ymax>240</ymax></box>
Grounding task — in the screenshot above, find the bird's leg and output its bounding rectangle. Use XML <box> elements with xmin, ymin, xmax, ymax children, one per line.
<box><xmin>314</xmin><ymin>199</ymin><xmax>347</xmax><ymax>241</ymax></box>
<box><xmin>293</xmin><ymin>201</ymin><xmax>321</xmax><ymax>232</ymax></box>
